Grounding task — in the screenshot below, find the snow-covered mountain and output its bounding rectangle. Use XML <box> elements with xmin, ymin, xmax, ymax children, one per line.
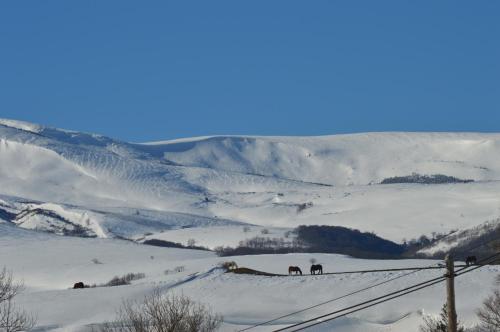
<box><xmin>2</xmin><ymin>119</ymin><xmax>500</xmax><ymax>332</ymax></box>
<box><xmin>146</xmin><ymin>132</ymin><xmax>500</xmax><ymax>186</ymax></box>
<box><xmin>1</xmin><ymin>118</ymin><xmax>500</xmax><ymax>244</ymax></box>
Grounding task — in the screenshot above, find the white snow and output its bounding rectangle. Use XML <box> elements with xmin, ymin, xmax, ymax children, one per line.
<box><xmin>144</xmin><ymin>132</ymin><xmax>500</xmax><ymax>186</ymax></box>
<box><xmin>2</xmin><ymin>121</ymin><xmax>500</xmax><ymax>242</ymax></box>
<box><xmin>1</xmin><ymin>225</ymin><xmax>498</xmax><ymax>332</ymax></box>
<box><xmin>1</xmin><ymin>119</ymin><xmax>500</xmax><ymax>331</ymax></box>
<box><xmin>0</xmin><ymin>118</ymin><xmax>42</xmax><ymax>133</ymax></box>
<box><xmin>139</xmin><ymin>225</ymin><xmax>294</xmax><ymax>249</ymax></box>
<box><xmin>1</xmin><ymin>196</ymin><xmax>242</xmax><ymax>239</ymax></box>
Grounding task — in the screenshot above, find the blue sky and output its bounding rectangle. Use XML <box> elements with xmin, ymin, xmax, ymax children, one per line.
<box><xmin>0</xmin><ymin>1</ymin><xmax>498</xmax><ymax>142</ymax></box>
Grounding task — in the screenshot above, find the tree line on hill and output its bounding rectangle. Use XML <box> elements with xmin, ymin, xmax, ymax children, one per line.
<box><xmin>143</xmin><ymin>223</ymin><xmax>499</xmax><ymax>261</ymax></box>
<box><xmin>213</xmin><ymin>225</ymin><xmax>499</xmax><ymax>260</ymax></box>
<box><xmin>214</xmin><ymin>225</ymin><xmax>408</xmax><ymax>259</ymax></box>
<box><xmin>380</xmin><ymin>173</ymin><xmax>473</xmax><ymax>185</ymax></box>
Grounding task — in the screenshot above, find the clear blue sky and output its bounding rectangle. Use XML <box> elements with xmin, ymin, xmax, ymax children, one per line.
<box><xmin>1</xmin><ymin>1</ymin><xmax>498</xmax><ymax>142</ymax></box>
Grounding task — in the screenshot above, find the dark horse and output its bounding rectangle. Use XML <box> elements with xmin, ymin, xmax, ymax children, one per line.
<box><xmin>288</xmin><ymin>266</ymin><xmax>302</xmax><ymax>275</ymax></box>
<box><xmin>73</xmin><ymin>282</ymin><xmax>85</xmax><ymax>289</ymax></box>
<box><xmin>310</xmin><ymin>264</ymin><xmax>323</xmax><ymax>275</ymax></box>
<box><xmin>465</xmin><ymin>256</ymin><xmax>477</xmax><ymax>266</ymax></box>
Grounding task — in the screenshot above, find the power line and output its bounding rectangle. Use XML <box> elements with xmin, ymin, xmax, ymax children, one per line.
<box><xmin>240</xmin><ymin>234</ymin><xmax>499</xmax><ymax>331</ymax></box>
<box><xmin>455</xmin><ymin>251</ymin><xmax>500</xmax><ymax>274</ymax></box>
<box><xmin>293</xmin><ymin>265</ymin><xmax>468</xmax><ymax>276</ymax></box>
<box><xmin>248</xmin><ymin>228</ymin><xmax>495</xmax><ymax>278</ymax></box>
<box><xmin>237</xmin><ymin>268</ymin><xmax>422</xmax><ymax>332</ymax></box>
<box><xmin>238</xmin><ymin>263</ymin><xmax>455</xmax><ymax>331</ymax></box>
<box><xmin>287</xmin><ymin>278</ymin><xmax>447</xmax><ymax>332</ymax></box>
<box><xmin>285</xmin><ymin>254</ymin><xmax>500</xmax><ymax>332</ymax></box>
<box><xmin>272</xmin><ymin>273</ymin><xmax>449</xmax><ymax>332</ymax></box>
<box><xmin>289</xmin><ymin>254</ymin><xmax>500</xmax><ymax>332</ymax></box>
<box><xmin>232</xmin><ymin>265</ymin><xmax>467</xmax><ymax>278</ymax></box>
<box><xmin>239</xmin><ymin>261</ymin><xmax>455</xmax><ymax>329</ymax></box>
<box><xmin>288</xmin><ymin>229</ymin><xmax>467</xmax><ymax>277</ymax></box>
<box><xmin>281</xmin><ymin>252</ymin><xmax>500</xmax><ymax>332</ymax></box>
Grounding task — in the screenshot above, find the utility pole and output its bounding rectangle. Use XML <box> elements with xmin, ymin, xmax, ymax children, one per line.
<box><xmin>445</xmin><ymin>254</ymin><xmax>457</xmax><ymax>332</ymax></box>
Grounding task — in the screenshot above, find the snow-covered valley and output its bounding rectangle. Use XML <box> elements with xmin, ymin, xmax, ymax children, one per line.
<box><xmin>1</xmin><ymin>223</ymin><xmax>498</xmax><ymax>332</ymax></box>
<box><xmin>0</xmin><ymin>118</ymin><xmax>499</xmax><ymax>331</ymax></box>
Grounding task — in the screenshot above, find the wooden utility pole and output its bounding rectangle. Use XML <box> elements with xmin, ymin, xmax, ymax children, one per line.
<box><xmin>445</xmin><ymin>254</ymin><xmax>457</xmax><ymax>332</ymax></box>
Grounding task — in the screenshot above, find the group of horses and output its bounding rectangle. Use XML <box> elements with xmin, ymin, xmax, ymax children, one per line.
<box><xmin>288</xmin><ymin>256</ymin><xmax>477</xmax><ymax>276</ymax></box>
<box><xmin>288</xmin><ymin>264</ymin><xmax>323</xmax><ymax>275</ymax></box>
<box><xmin>465</xmin><ymin>255</ymin><xmax>477</xmax><ymax>266</ymax></box>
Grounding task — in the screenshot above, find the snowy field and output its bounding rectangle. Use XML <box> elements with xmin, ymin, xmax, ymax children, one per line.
<box><xmin>1</xmin><ymin>119</ymin><xmax>500</xmax><ymax>331</ymax></box>
<box><xmin>1</xmin><ymin>224</ymin><xmax>499</xmax><ymax>332</ymax></box>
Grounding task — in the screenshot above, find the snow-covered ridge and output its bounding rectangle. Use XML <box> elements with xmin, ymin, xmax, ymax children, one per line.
<box><xmin>0</xmin><ymin>118</ymin><xmax>42</xmax><ymax>134</ymax></box>
<box><xmin>3</xmin><ymin>118</ymin><xmax>500</xmax><ymax>187</ymax></box>
<box><xmin>142</xmin><ymin>132</ymin><xmax>500</xmax><ymax>186</ymax></box>
<box><xmin>2</xmin><ymin>119</ymin><xmax>500</xmax><ymax>332</ymax></box>
<box><xmin>2</xmin><ymin>118</ymin><xmax>500</xmax><ymax>243</ymax></box>
<box><xmin>418</xmin><ymin>218</ymin><xmax>500</xmax><ymax>256</ymax></box>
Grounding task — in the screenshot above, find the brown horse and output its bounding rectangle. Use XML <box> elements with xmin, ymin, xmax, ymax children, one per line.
<box><xmin>310</xmin><ymin>264</ymin><xmax>323</xmax><ymax>275</ymax></box>
<box><xmin>288</xmin><ymin>266</ymin><xmax>302</xmax><ymax>275</ymax></box>
<box><xmin>465</xmin><ymin>256</ymin><xmax>477</xmax><ymax>266</ymax></box>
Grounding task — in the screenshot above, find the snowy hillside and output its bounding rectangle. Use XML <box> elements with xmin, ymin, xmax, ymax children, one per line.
<box><xmin>418</xmin><ymin>218</ymin><xmax>500</xmax><ymax>257</ymax></box>
<box><xmin>144</xmin><ymin>132</ymin><xmax>500</xmax><ymax>186</ymax></box>
<box><xmin>2</xmin><ymin>119</ymin><xmax>500</xmax><ymax>244</ymax></box>
<box><xmin>1</xmin><ymin>224</ymin><xmax>498</xmax><ymax>332</ymax></box>
<box><xmin>1</xmin><ymin>119</ymin><xmax>500</xmax><ymax>332</ymax></box>
<box><xmin>0</xmin><ymin>195</ymin><xmax>242</xmax><ymax>239</ymax></box>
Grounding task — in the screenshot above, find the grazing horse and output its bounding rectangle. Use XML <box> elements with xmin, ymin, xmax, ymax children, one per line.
<box><xmin>310</xmin><ymin>264</ymin><xmax>323</xmax><ymax>275</ymax></box>
<box><xmin>73</xmin><ymin>282</ymin><xmax>85</xmax><ymax>289</ymax></box>
<box><xmin>288</xmin><ymin>266</ymin><xmax>302</xmax><ymax>275</ymax></box>
<box><xmin>465</xmin><ymin>256</ymin><xmax>477</xmax><ymax>266</ymax></box>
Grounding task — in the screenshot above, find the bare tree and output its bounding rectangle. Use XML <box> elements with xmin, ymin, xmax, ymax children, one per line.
<box><xmin>0</xmin><ymin>268</ymin><xmax>36</xmax><ymax>332</ymax></box>
<box><xmin>309</xmin><ymin>258</ymin><xmax>317</xmax><ymax>265</ymax></box>
<box><xmin>97</xmin><ymin>290</ymin><xmax>222</xmax><ymax>332</ymax></box>
<box><xmin>476</xmin><ymin>290</ymin><xmax>500</xmax><ymax>331</ymax></box>
<box><xmin>419</xmin><ymin>304</ymin><xmax>465</xmax><ymax>332</ymax></box>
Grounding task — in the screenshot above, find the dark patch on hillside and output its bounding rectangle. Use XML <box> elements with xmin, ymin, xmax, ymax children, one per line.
<box><xmin>381</xmin><ymin>173</ymin><xmax>473</xmax><ymax>185</ymax></box>
<box><xmin>296</xmin><ymin>225</ymin><xmax>405</xmax><ymax>259</ymax></box>
<box><xmin>216</xmin><ymin>225</ymin><xmax>406</xmax><ymax>259</ymax></box>
<box><xmin>143</xmin><ymin>239</ymin><xmax>210</xmax><ymax>251</ymax></box>
<box><xmin>15</xmin><ymin>208</ymin><xmax>96</xmax><ymax>237</ymax></box>
<box><xmin>215</xmin><ymin>246</ymin><xmax>302</xmax><ymax>256</ymax></box>
<box><xmin>0</xmin><ymin>208</ymin><xmax>16</xmax><ymax>222</ymax></box>
<box><xmin>228</xmin><ymin>267</ymin><xmax>283</xmax><ymax>276</ymax></box>
<box><xmin>418</xmin><ymin>224</ymin><xmax>500</xmax><ymax>260</ymax></box>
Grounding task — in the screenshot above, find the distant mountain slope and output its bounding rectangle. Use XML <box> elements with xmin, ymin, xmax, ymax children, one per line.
<box><xmin>3</xmin><ymin>119</ymin><xmax>500</xmax><ymax>193</ymax></box>
<box><xmin>418</xmin><ymin>218</ymin><xmax>500</xmax><ymax>258</ymax></box>
<box><xmin>143</xmin><ymin>132</ymin><xmax>500</xmax><ymax>186</ymax></box>
<box><xmin>0</xmin><ymin>120</ymin><xmax>316</xmax><ymax>211</ymax></box>
<box><xmin>2</xmin><ymin>118</ymin><xmax>500</xmax><ymax>244</ymax></box>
